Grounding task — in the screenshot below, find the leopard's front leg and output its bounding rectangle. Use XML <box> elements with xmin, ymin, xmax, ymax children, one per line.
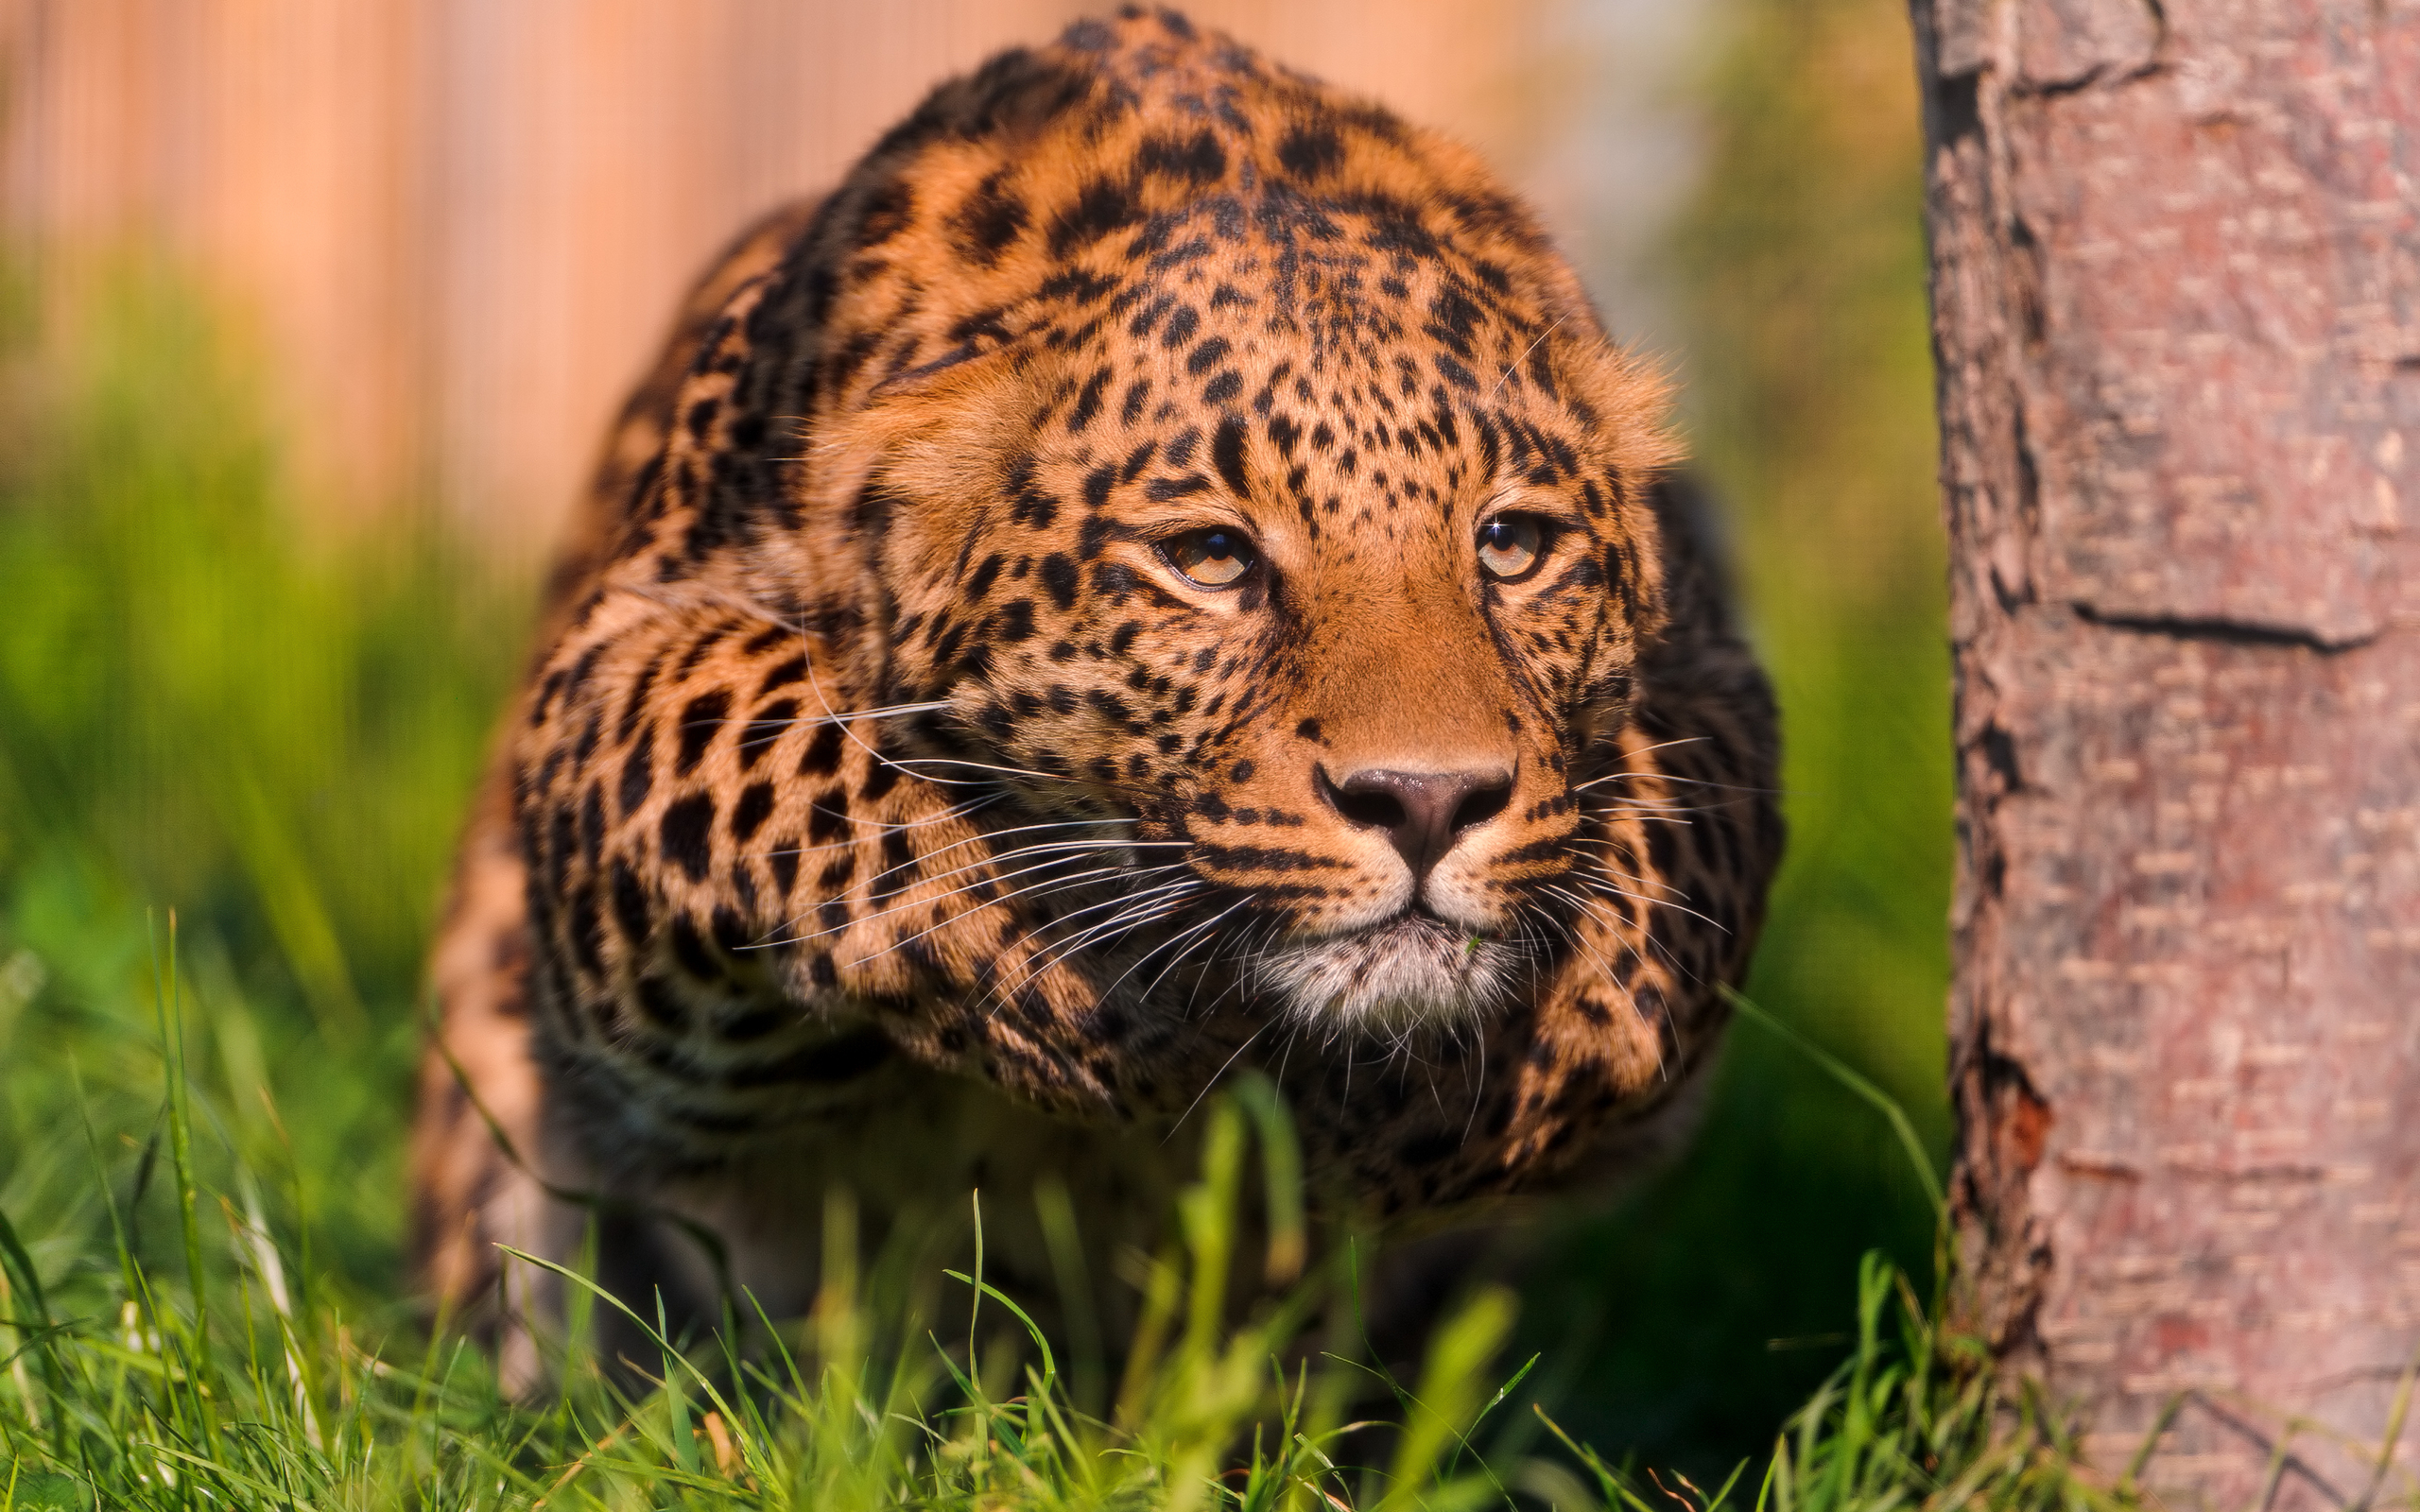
<box><xmin>448</xmin><ymin>586</ymin><xmax>1227</xmax><ymax>1353</ymax></box>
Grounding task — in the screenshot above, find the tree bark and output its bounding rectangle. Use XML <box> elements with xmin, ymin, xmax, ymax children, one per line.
<box><xmin>1912</xmin><ymin>2</ymin><xmax>2420</xmax><ymax>1504</ymax></box>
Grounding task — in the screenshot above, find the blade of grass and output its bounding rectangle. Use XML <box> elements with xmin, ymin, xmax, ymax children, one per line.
<box><xmin>150</xmin><ymin>910</ymin><xmax>216</xmax><ymax>1453</ymax></box>
<box><xmin>1723</xmin><ymin>985</ymin><xmax>1944</xmax><ymax>1217</ymax></box>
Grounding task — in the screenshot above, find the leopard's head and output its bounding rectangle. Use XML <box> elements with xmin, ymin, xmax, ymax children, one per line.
<box><xmin>815</xmin><ymin>13</ymin><xmax>1674</xmax><ymax>1035</ymax></box>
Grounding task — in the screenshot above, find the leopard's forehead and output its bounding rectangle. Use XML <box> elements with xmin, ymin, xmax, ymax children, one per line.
<box><xmin>796</xmin><ymin>7</ymin><xmax>1631</xmax><ymax>455</ymax></box>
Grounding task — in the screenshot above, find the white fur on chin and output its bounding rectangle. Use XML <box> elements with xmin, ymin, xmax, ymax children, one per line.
<box><xmin>1253</xmin><ymin>913</ymin><xmax>1519</xmax><ymax>1037</ymax></box>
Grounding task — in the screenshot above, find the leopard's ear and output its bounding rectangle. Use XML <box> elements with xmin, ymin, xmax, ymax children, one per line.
<box><xmin>851</xmin><ymin>335</ymin><xmax>1062</xmax><ymax>506</ymax></box>
<box><xmin>867</xmin><ymin>339</ymin><xmax>995</xmax><ymax>401</ymax></box>
<box><xmin>855</xmin><ymin>324</ymin><xmax>1066</xmax><ymax>450</ymax></box>
<box><xmin>865</xmin><ymin>310</ymin><xmax>1057</xmax><ymax>403</ymax></box>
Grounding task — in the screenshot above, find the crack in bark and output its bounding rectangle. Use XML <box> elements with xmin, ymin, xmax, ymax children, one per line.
<box><xmin>2071</xmin><ymin>603</ymin><xmax>2382</xmax><ymax>654</ymax></box>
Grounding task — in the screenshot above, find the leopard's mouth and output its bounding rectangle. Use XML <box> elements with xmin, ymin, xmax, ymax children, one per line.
<box><xmin>1248</xmin><ymin>909</ymin><xmax>1521</xmax><ymax>1036</ymax></box>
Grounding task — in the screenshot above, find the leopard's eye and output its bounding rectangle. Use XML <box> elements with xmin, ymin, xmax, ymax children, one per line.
<box><xmin>1477</xmin><ymin>516</ymin><xmax>1547</xmax><ymax>581</ymax></box>
<box><xmin>1161</xmin><ymin>527</ymin><xmax>1258</xmax><ymax>589</ymax></box>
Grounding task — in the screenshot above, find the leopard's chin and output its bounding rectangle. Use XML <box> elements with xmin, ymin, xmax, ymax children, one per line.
<box><xmin>1253</xmin><ymin>911</ymin><xmax>1521</xmax><ymax>1037</ymax></box>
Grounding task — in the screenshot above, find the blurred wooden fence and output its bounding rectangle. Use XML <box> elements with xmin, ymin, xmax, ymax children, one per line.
<box><xmin>0</xmin><ymin>0</ymin><xmax>1571</xmax><ymax>552</ymax></box>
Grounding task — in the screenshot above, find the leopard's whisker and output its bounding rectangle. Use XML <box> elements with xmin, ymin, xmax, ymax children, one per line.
<box><xmin>839</xmin><ymin>866</ymin><xmax>1188</xmax><ymax>968</ymax></box>
<box><xmin>877</xmin><ymin>754</ymin><xmax>1086</xmax><ymax>786</ymax></box>
<box><xmin>1025</xmin><ymin>902</ymin><xmax>1199</xmax><ymax>986</ymax></box>
<box><xmin>1530</xmin><ymin>893</ymin><xmax>1681</xmax><ymax>1080</ymax></box>
<box><xmin>1037</xmin><ymin>884</ymin><xmax>1225</xmax><ymax>995</ymax></box>
<box><xmin>776</xmin><ymin>848</ymin><xmax>1117</xmax><ymax>941</ymax></box>
<box><xmin>897</xmin><ymin>813</ymin><xmax>1142</xmax><ymax>870</ymax></box>
<box><xmin>1012</xmin><ymin>878</ymin><xmax>1207</xmax><ymax>981</ymax></box>
<box><xmin>1532</xmin><ymin>885</ymin><xmax>1658</xmax><ymax>1000</ymax></box>
<box><xmin>1580</xmin><ymin>769</ymin><xmax>1775</xmax><ymax>798</ymax></box>
<box><xmin>1543</xmin><ymin>880</ymin><xmax>1704</xmax><ymax>996</ymax></box>
<box><xmin>1101</xmin><ymin>894</ymin><xmax>1253</xmax><ymax>1011</ymax></box>
<box><xmin>873</xmin><ymin>834</ymin><xmax>1186</xmax><ymax>898</ymax></box>
<box><xmin>1162</xmin><ymin>1016</ymin><xmax>1272</xmax><ymax>1144</ymax></box>
<box><xmin>1487</xmin><ymin>311</ymin><xmax>1569</xmax><ymax>401</ymax></box>
<box><xmin>1058</xmin><ymin>880</ymin><xmax>1212</xmax><ymax>972</ymax></box>
<box><xmin>754</xmin><ymin>795</ymin><xmax>1001</xmax><ymax>869</ymax></box>
<box><xmin>1569</xmin><ymin>869</ymin><xmax>1727</xmax><ymax>936</ymax></box>
<box><xmin>1046</xmin><ymin>875</ymin><xmax>1202</xmax><ymax>943</ymax></box>
<box><xmin>1567</xmin><ymin>733</ymin><xmax>1709</xmax><ymax>781</ymax></box>
<box><xmin>828</xmin><ymin>868</ymin><xmax>1167</xmax><ymax>969</ymax></box>
<box><xmin>739</xmin><ymin>698</ymin><xmax>957</xmax><ymax>730</ymax></box>
<box><xmin>789</xmin><ymin>646</ymin><xmax>1106</xmax><ymax>800</ymax></box>
<box><xmin>779</xmin><ymin>856</ymin><xmax>1165</xmax><ymax>950</ymax></box>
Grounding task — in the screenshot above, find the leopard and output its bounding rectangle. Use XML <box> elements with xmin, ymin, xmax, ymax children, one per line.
<box><xmin>408</xmin><ymin>6</ymin><xmax>1783</xmax><ymax>1384</ymax></box>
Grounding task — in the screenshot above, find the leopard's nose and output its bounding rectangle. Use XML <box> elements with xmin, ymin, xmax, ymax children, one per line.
<box><xmin>1316</xmin><ymin>766</ymin><xmax>1513</xmax><ymax>883</ymax></box>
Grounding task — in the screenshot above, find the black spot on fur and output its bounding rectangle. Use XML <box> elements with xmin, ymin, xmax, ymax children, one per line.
<box><xmin>1040</xmin><ymin>554</ymin><xmax>1080</xmax><ymax>610</ymax></box>
<box><xmin>1068</xmin><ymin>366</ymin><xmax>1112</xmax><ymax>432</ymax></box>
<box><xmin>1425</xmin><ymin>284</ymin><xmax>1483</xmax><ymax>361</ymax></box>
<box><xmin>674</xmin><ymin>692</ymin><xmax>730</xmax><ymax>777</ymax></box>
<box><xmin>579</xmin><ymin>782</ymin><xmax>605</xmax><ymax>867</ymax></box>
<box><xmin>616</xmin><ymin>656</ymin><xmax>662</xmax><ymax>744</ymax></box>
<box><xmin>1277</xmin><ymin>125</ymin><xmax>1343</xmax><ymax>180</ymax></box>
<box><xmin>611</xmin><ymin>859</ymin><xmax>650</xmax><ymax>943</ymax></box>
<box><xmin>1048</xmin><ymin>176</ymin><xmax>1143</xmax><ymax>258</ymax></box>
<box><xmin>1147</xmin><ymin>472</ymin><xmax>1213</xmax><ymax>501</ymax></box>
<box><xmin>1210</xmin><ymin>415</ymin><xmax>1251</xmax><ymax>499</ymax></box>
<box><xmin>799</xmin><ymin>723</ymin><xmax>844</xmax><ymax>778</ymax></box>
<box><xmin>860</xmin><ymin>759</ymin><xmax>902</xmax><ymax>801</ymax></box>
<box><xmin>732</xmin><ymin>782</ymin><xmax>776</xmax><ymax>843</ymax></box>
<box><xmin>738</xmin><ymin>699</ymin><xmax>796</xmax><ymax>770</ymax></box>
<box><xmin>806</xmin><ymin>795</ymin><xmax>849</xmax><ymax>846</ymax></box>
<box><xmin>566</xmin><ymin>884</ymin><xmax>603</xmax><ymax>973</ymax></box>
<box><xmin>618</xmin><ymin>740</ymin><xmax>653</xmax><ymax>817</ymax></box>
<box><xmin>873</xmin><ymin>831</ymin><xmax>917</xmax><ymax>902</ymax></box>
<box><xmin>965</xmin><ymin>552</ymin><xmax>1007</xmax><ymax>603</ymax></box>
<box><xmin>1137</xmin><ymin>129</ymin><xmax>1226</xmax><ymax>185</ymax></box>
<box><xmin>856</xmin><ymin>179</ymin><xmax>915</xmax><ymax>248</ymax></box>
<box><xmin>670</xmin><ymin>915</ymin><xmax>718</xmax><ymax>981</ymax></box>
<box><xmin>1008</xmin><ymin>456</ymin><xmax>1061</xmax><ymax>529</ymax></box>
<box><xmin>660</xmin><ymin>794</ymin><xmax>717</xmax><ymax>883</ymax></box>
<box><xmin>1267</xmin><ymin>412</ymin><xmax>1300</xmax><ymax>456</ymax></box>
<box><xmin>951</xmin><ymin>170</ymin><xmax>1029</xmax><ymax>266</ymax></box>
<box><xmin>1040</xmin><ymin>266</ymin><xmax>1119</xmax><ymax>304</ymax></box>
<box><xmin>756</xmin><ymin>655</ymin><xmax>805</xmax><ymax>696</ymax></box>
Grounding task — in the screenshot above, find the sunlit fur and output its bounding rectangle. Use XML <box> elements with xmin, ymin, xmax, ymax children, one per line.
<box><xmin>408</xmin><ymin>9</ymin><xmax>1783</xmax><ymax>1378</ymax></box>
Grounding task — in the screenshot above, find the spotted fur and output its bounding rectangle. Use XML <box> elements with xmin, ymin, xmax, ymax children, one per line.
<box><xmin>409</xmin><ymin>8</ymin><xmax>1781</xmax><ymax>1372</ymax></box>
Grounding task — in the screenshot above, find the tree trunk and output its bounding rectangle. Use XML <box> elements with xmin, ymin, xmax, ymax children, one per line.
<box><xmin>1912</xmin><ymin>3</ymin><xmax>2420</xmax><ymax>1504</ymax></box>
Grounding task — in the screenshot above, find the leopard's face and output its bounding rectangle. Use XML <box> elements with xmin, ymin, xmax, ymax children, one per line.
<box><xmin>865</xmin><ymin>198</ymin><xmax>1670</xmax><ymax>1036</ymax></box>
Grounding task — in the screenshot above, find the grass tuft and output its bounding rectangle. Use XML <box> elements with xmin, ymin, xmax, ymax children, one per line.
<box><xmin>0</xmin><ymin>924</ymin><xmax>2141</xmax><ymax>1511</ymax></box>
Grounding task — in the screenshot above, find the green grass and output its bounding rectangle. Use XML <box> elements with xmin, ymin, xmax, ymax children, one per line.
<box><xmin>0</xmin><ymin>952</ymin><xmax>1556</xmax><ymax>1510</ymax></box>
<box><xmin>0</xmin><ymin>266</ymin><xmax>520</xmax><ymax>1300</ymax></box>
<box><xmin>0</xmin><ymin>918</ymin><xmax>2118</xmax><ymax>1510</ymax></box>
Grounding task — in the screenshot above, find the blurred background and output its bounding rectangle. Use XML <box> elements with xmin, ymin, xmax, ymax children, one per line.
<box><xmin>0</xmin><ymin>0</ymin><xmax>1945</xmax><ymax>1473</ymax></box>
